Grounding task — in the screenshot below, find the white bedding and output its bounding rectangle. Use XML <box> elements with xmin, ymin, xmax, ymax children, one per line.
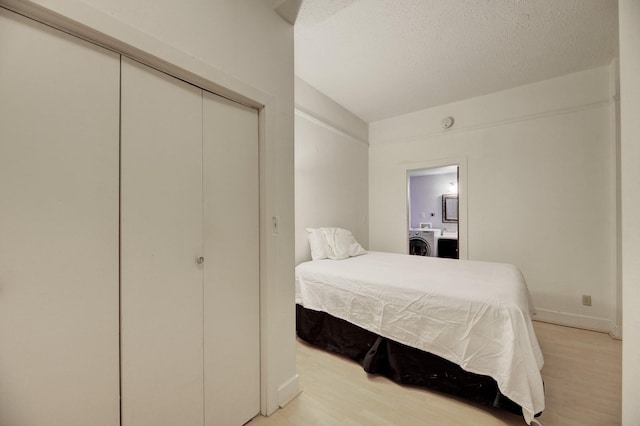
<box><xmin>295</xmin><ymin>251</ymin><xmax>544</xmax><ymax>424</ymax></box>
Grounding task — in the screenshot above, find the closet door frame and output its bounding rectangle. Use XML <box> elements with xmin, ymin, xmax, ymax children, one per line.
<box><xmin>0</xmin><ymin>0</ymin><xmax>292</xmax><ymax>416</ymax></box>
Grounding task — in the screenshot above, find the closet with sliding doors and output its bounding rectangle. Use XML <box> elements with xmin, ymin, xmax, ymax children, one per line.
<box><xmin>0</xmin><ymin>7</ymin><xmax>260</xmax><ymax>426</ymax></box>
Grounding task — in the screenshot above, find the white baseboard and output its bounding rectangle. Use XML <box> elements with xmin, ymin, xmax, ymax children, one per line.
<box><xmin>534</xmin><ymin>309</ymin><xmax>621</xmax><ymax>338</ymax></box>
<box><xmin>277</xmin><ymin>373</ymin><xmax>301</xmax><ymax>408</ymax></box>
<box><xmin>609</xmin><ymin>324</ymin><xmax>623</xmax><ymax>340</ymax></box>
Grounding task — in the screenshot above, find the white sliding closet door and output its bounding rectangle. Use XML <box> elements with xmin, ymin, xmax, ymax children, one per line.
<box><xmin>120</xmin><ymin>58</ymin><xmax>260</xmax><ymax>426</ymax></box>
<box><xmin>0</xmin><ymin>8</ymin><xmax>120</xmax><ymax>426</ymax></box>
<box><xmin>203</xmin><ymin>92</ymin><xmax>260</xmax><ymax>425</ymax></box>
<box><xmin>120</xmin><ymin>57</ymin><xmax>204</xmax><ymax>426</ymax></box>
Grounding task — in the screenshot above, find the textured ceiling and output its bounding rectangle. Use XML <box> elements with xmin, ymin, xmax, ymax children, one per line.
<box><xmin>295</xmin><ymin>0</ymin><xmax>619</xmax><ymax>123</ymax></box>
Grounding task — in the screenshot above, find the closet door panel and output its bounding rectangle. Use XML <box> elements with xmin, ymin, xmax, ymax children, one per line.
<box><xmin>202</xmin><ymin>92</ymin><xmax>260</xmax><ymax>425</ymax></box>
<box><xmin>120</xmin><ymin>57</ymin><xmax>204</xmax><ymax>426</ymax></box>
<box><xmin>0</xmin><ymin>8</ymin><xmax>120</xmax><ymax>426</ymax></box>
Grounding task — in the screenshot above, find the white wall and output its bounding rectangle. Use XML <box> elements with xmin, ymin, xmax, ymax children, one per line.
<box><xmin>620</xmin><ymin>0</ymin><xmax>640</xmax><ymax>424</ymax></box>
<box><xmin>1</xmin><ymin>0</ymin><xmax>298</xmax><ymax>416</ymax></box>
<box><xmin>295</xmin><ymin>77</ymin><xmax>369</xmax><ymax>264</ymax></box>
<box><xmin>369</xmin><ymin>66</ymin><xmax>620</xmax><ymax>335</ymax></box>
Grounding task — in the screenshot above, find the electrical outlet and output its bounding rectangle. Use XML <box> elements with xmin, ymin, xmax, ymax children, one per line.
<box><xmin>582</xmin><ymin>295</ymin><xmax>592</xmax><ymax>306</ymax></box>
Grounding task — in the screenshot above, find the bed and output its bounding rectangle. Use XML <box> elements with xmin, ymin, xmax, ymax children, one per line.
<box><xmin>295</xmin><ymin>250</ymin><xmax>545</xmax><ymax>424</ymax></box>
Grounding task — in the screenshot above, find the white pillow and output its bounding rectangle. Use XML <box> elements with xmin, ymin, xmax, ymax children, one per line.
<box><xmin>320</xmin><ymin>227</ymin><xmax>366</xmax><ymax>260</ymax></box>
<box><xmin>306</xmin><ymin>228</ymin><xmax>330</xmax><ymax>260</ymax></box>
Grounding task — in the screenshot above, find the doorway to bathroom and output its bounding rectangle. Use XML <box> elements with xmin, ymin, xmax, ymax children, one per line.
<box><xmin>407</xmin><ymin>165</ymin><xmax>460</xmax><ymax>259</ymax></box>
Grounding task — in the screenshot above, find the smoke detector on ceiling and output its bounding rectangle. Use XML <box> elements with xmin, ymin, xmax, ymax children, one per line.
<box><xmin>442</xmin><ymin>116</ymin><xmax>455</xmax><ymax>129</ymax></box>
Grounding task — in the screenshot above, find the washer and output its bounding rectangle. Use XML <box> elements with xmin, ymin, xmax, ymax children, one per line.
<box><xmin>409</xmin><ymin>229</ymin><xmax>441</xmax><ymax>257</ymax></box>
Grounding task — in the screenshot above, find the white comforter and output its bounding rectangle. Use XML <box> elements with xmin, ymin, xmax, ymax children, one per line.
<box><xmin>295</xmin><ymin>251</ymin><xmax>544</xmax><ymax>424</ymax></box>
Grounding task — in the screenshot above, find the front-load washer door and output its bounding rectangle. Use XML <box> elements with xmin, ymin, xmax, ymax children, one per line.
<box><xmin>409</xmin><ymin>237</ymin><xmax>431</xmax><ymax>256</ymax></box>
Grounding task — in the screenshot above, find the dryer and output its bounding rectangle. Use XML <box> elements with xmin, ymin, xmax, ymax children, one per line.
<box><xmin>408</xmin><ymin>229</ymin><xmax>441</xmax><ymax>257</ymax></box>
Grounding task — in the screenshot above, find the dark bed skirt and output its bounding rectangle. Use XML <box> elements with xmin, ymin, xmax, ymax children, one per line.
<box><xmin>296</xmin><ymin>304</ymin><xmax>525</xmax><ymax>417</ymax></box>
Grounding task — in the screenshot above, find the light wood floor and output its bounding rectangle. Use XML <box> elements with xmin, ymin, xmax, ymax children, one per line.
<box><xmin>249</xmin><ymin>321</ymin><xmax>621</xmax><ymax>426</ymax></box>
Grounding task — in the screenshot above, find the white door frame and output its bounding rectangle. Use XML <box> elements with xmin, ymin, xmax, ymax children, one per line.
<box><xmin>402</xmin><ymin>157</ymin><xmax>468</xmax><ymax>260</ymax></box>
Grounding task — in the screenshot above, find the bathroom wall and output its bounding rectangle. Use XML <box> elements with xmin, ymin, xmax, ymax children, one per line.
<box><xmin>409</xmin><ymin>172</ymin><xmax>457</xmax><ymax>231</ymax></box>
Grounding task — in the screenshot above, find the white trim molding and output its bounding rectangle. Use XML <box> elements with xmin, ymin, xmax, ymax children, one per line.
<box><xmin>277</xmin><ymin>374</ymin><xmax>301</xmax><ymax>408</ymax></box>
<box><xmin>535</xmin><ymin>309</ymin><xmax>622</xmax><ymax>339</ymax></box>
<box><xmin>400</xmin><ymin>157</ymin><xmax>468</xmax><ymax>260</ymax></box>
<box><xmin>370</xmin><ymin>99</ymin><xmax>612</xmax><ymax>147</ymax></box>
<box><xmin>295</xmin><ymin>108</ymin><xmax>368</xmax><ymax>147</ymax></box>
